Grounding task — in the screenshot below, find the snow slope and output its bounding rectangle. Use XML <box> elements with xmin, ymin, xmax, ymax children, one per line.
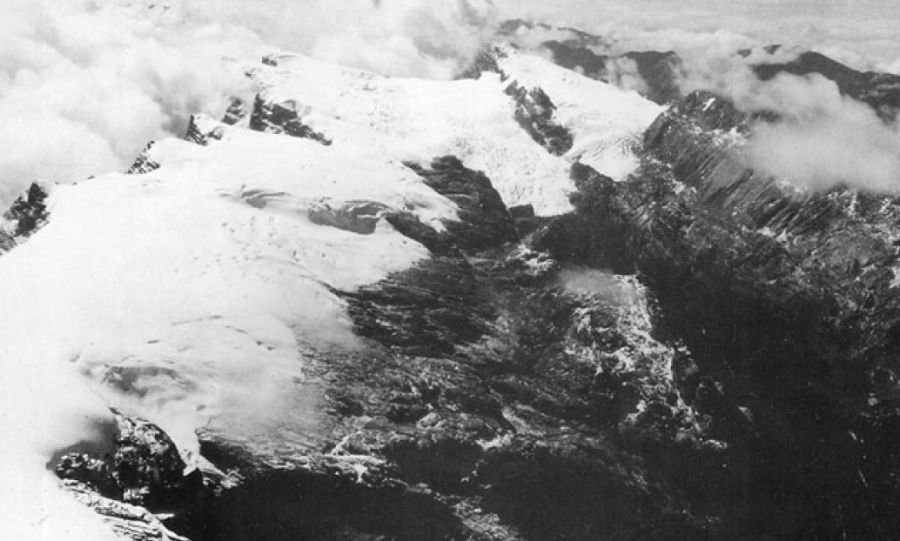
<box><xmin>248</xmin><ymin>47</ymin><xmax>661</xmax><ymax>214</ymax></box>
<box><xmin>249</xmin><ymin>52</ymin><xmax>574</xmax><ymax>214</ymax></box>
<box><xmin>492</xmin><ymin>46</ymin><xmax>664</xmax><ymax>180</ymax></box>
<box><xmin>0</xmin><ymin>119</ymin><xmax>455</xmax><ymax>540</ymax></box>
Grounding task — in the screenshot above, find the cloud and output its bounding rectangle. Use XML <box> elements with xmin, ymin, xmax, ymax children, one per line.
<box><xmin>0</xmin><ymin>0</ymin><xmax>261</xmax><ymax>203</ymax></box>
<box><xmin>493</xmin><ymin>1</ymin><xmax>900</xmax><ymax>193</ymax></box>
<box><xmin>671</xmin><ymin>49</ymin><xmax>900</xmax><ymax>193</ymax></box>
<box><xmin>743</xmin><ymin>73</ymin><xmax>900</xmax><ymax>192</ymax></box>
<box><xmin>602</xmin><ymin>56</ymin><xmax>649</xmax><ymax>95</ymax></box>
<box><xmin>0</xmin><ymin>0</ymin><xmax>498</xmax><ymax>205</ymax></box>
<box><xmin>165</xmin><ymin>0</ymin><xmax>498</xmax><ymax>78</ymax></box>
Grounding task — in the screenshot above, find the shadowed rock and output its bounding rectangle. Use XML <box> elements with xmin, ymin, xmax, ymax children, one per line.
<box><xmin>532</xmin><ymin>89</ymin><xmax>900</xmax><ymax>538</ymax></box>
<box><xmin>249</xmin><ymin>96</ymin><xmax>332</xmax><ymax>145</ymax></box>
<box><xmin>308</xmin><ymin>200</ymin><xmax>391</xmax><ymax>235</ymax></box>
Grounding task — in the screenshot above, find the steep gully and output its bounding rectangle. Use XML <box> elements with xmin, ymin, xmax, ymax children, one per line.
<box><xmin>15</xmin><ymin>44</ymin><xmax>900</xmax><ymax>540</ymax></box>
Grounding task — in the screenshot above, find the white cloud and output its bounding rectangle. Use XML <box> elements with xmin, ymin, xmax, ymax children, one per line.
<box><xmin>0</xmin><ymin>0</ymin><xmax>501</xmax><ymax>205</ymax></box>
<box><xmin>743</xmin><ymin>73</ymin><xmax>900</xmax><ymax>192</ymax></box>
<box><xmin>2</xmin><ymin>0</ymin><xmax>900</xmax><ymax>204</ymax></box>
<box><xmin>0</xmin><ymin>0</ymin><xmax>261</xmax><ymax>203</ymax></box>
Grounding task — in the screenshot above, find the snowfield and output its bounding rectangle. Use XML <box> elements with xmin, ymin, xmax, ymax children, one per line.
<box><xmin>492</xmin><ymin>49</ymin><xmax>664</xmax><ymax>180</ymax></box>
<box><xmin>0</xmin><ymin>47</ymin><xmax>662</xmax><ymax>540</ymax></box>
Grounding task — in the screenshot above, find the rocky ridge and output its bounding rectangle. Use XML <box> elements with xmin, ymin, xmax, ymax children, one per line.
<box><xmin>534</xmin><ymin>86</ymin><xmax>900</xmax><ymax>538</ymax></box>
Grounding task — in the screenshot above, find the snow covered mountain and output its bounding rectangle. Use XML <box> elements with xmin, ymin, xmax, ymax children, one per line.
<box><xmin>0</xmin><ymin>45</ymin><xmax>667</xmax><ymax>541</ymax></box>
<box><xmin>4</xmin><ymin>21</ymin><xmax>900</xmax><ymax>541</ymax></box>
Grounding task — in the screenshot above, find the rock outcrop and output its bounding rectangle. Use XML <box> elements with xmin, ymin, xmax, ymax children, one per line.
<box><xmin>0</xmin><ymin>182</ymin><xmax>50</xmax><ymax>251</ymax></box>
<box><xmin>56</xmin><ymin>410</ymin><xmax>210</xmax><ymax>541</ymax></box>
<box><xmin>248</xmin><ymin>95</ymin><xmax>332</xmax><ymax>145</ymax></box>
<box><xmin>464</xmin><ymin>48</ymin><xmax>574</xmax><ymax>156</ymax></box>
<box><xmin>63</xmin><ymin>481</ymin><xmax>191</xmax><ymax>541</ymax></box>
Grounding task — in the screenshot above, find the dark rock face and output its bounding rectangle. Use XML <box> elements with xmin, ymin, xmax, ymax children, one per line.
<box><xmin>56</xmin><ymin>453</ymin><xmax>117</xmax><ymax>496</ymax></box>
<box><xmin>249</xmin><ymin>95</ymin><xmax>332</xmax><ymax>145</ymax></box>
<box><xmin>184</xmin><ymin>115</ymin><xmax>224</xmax><ymax>146</ymax></box>
<box><xmin>1</xmin><ymin>182</ymin><xmax>50</xmax><ymax>251</ymax></box>
<box><xmin>340</xmin><ymin>254</ymin><xmax>493</xmax><ymax>356</ymax></box>
<box><xmin>338</xmin><ymin>156</ymin><xmax>513</xmax><ymax>356</ymax></box>
<box><xmin>111</xmin><ymin>410</ymin><xmax>197</xmax><ymax>507</ymax></box>
<box><xmin>56</xmin><ymin>410</ymin><xmax>201</xmax><ymax>506</ymax></box>
<box><xmin>4</xmin><ymin>182</ymin><xmax>49</xmax><ymax>238</ymax></box>
<box><xmin>303</xmin><ymin>157</ymin><xmax>715</xmax><ymax>540</ymax></box>
<box><xmin>534</xmin><ymin>89</ymin><xmax>900</xmax><ymax>539</ymax></box>
<box><xmin>405</xmin><ymin>156</ymin><xmax>518</xmax><ymax>252</ymax></box>
<box><xmin>506</xmin><ymin>83</ymin><xmax>574</xmax><ymax>156</ymax></box>
<box><xmin>753</xmin><ymin>50</ymin><xmax>900</xmax><ymax>120</ymax></box>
